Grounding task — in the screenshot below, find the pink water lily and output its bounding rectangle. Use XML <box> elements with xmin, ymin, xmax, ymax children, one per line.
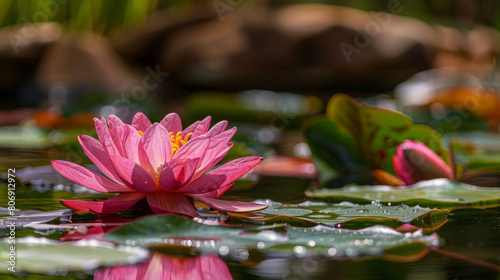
<box><xmin>51</xmin><ymin>112</ymin><xmax>267</xmax><ymax>217</ymax></box>
<box><xmin>392</xmin><ymin>140</ymin><xmax>454</xmax><ymax>185</ymax></box>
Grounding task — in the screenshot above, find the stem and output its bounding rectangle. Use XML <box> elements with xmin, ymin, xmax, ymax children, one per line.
<box><xmin>432</xmin><ymin>248</ymin><xmax>500</xmax><ymax>272</ymax></box>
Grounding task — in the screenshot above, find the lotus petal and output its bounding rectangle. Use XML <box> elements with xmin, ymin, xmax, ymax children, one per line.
<box><xmin>108</xmin><ymin>116</ymin><xmax>141</xmax><ymax>163</ymax></box>
<box><xmin>138</xmin><ymin>124</ymin><xmax>172</xmax><ymax>176</ymax></box>
<box><xmin>160</xmin><ymin>112</ymin><xmax>182</xmax><ymax>134</ymax></box>
<box><xmin>172</xmin><ymin>134</ymin><xmax>211</xmax><ymax>163</ymax></box>
<box><xmin>159</xmin><ymin>158</ymin><xmax>200</xmax><ymax>192</ymax></box>
<box><xmin>78</xmin><ymin>135</ymin><xmax>125</xmax><ymax>185</ymax></box>
<box><xmin>146</xmin><ymin>194</ymin><xmax>197</xmax><ymax>217</ymax></box>
<box><xmin>208</xmin><ymin>120</ymin><xmax>228</xmax><ymax>135</ymax></box>
<box><xmin>181</xmin><ymin>156</ymin><xmax>262</xmax><ymax>194</ymax></box>
<box><xmin>61</xmin><ymin>193</ymin><xmax>145</xmax><ymax>214</ymax></box>
<box><xmin>51</xmin><ymin>160</ymin><xmax>130</xmax><ymax>193</ymax></box>
<box><xmin>131</xmin><ymin>112</ymin><xmax>152</xmax><ymax>132</ymax></box>
<box><xmin>110</xmin><ymin>155</ymin><xmax>157</xmax><ymax>192</ymax></box>
<box><xmin>193</xmin><ymin>196</ymin><xmax>268</xmax><ymax>212</ymax></box>
<box><xmin>94</xmin><ymin>117</ymin><xmax>119</xmax><ymax>156</ymax></box>
<box><xmin>194</xmin><ymin>127</ymin><xmax>236</xmax><ymax>178</ymax></box>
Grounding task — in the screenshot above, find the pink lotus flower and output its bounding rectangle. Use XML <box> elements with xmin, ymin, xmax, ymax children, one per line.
<box><xmin>51</xmin><ymin>112</ymin><xmax>267</xmax><ymax>217</ymax></box>
<box><xmin>392</xmin><ymin>140</ymin><xmax>454</xmax><ymax>185</ymax></box>
<box><xmin>94</xmin><ymin>253</ymin><xmax>232</xmax><ymax>280</ymax></box>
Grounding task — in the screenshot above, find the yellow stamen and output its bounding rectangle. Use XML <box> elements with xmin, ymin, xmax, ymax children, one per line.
<box><xmin>138</xmin><ymin>130</ymin><xmax>144</xmax><ymax>137</ymax></box>
<box><xmin>168</xmin><ymin>132</ymin><xmax>193</xmax><ymax>156</ymax></box>
<box><xmin>181</xmin><ymin>133</ymin><xmax>192</xmax><ymax>144</ymax></box>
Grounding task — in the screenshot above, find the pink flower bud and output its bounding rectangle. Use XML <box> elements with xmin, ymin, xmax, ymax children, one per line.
<box><xmin>392</xmin><ymin>140</ymin><xmax>454</xmax><ymax>185</ymax></box>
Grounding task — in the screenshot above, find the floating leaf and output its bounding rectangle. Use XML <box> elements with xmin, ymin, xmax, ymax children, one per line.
<box><xmin>0</xmin><ymin>126</ymin><xmax>49</xmax><ymax>149</ymax></box>
<box><xmin>230</xmin><ymin>200</ymin><xmax>447</xmax><ymax>231</ymax></box>
<box><xmin>105</xmin><ymin>214</ymin><xmax>439</xmax><ymax>261</ymax></box>
<box><xmin>0</xmin><ymin>237</ymin><xmax>148</xmax><ymax>273</ymax></box>
<box><xmin>303</xmin><ymin>94</ymin><xmax>448</xmax><ymax>185</ymax></box>
<box><xmin>268</xmin><ymin>225</ymin><xmax>438</xmax><ymax>261</ymax></box>
<box><xmin>448</xmin><ymin>132</ymin><xmax>500</xmax><ymax>187</ymax></box>
<box><xmin>0</xmin><ymin>208</ymin><xmax>70</xmax><ymax>228</ymax></box>
<box><xmin>306</xmin><ymin>179</ymin><xmax>500</xmax><ymax>208</ymax></box>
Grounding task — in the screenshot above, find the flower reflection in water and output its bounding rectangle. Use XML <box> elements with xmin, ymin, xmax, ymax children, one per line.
<box><xmin>94</xmin><ymin>253</ymin><xmax>232</xmax><ymax>280</ymax></box>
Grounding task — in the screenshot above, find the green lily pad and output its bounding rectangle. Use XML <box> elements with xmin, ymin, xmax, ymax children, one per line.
<box><xmin>0</xmin><ymin>237</ymin><xmax>148</xmax><ymax>273</ymax></box>
<box><xmin>0</xmin><ymin>126</ymin><xmax>49</xmax><ymax>149</ymax></box>
<box><xmin>269</xmin><ymin>225</ymin><xmax>438</xmax><ymax>261</ymax></box>
<box><xmin>231</xmin><ymin>200</ymin><xmax>448</xmax><ymax>231</ymax></box>
<box><xmin>105</xmin><ymin>214</ymin><xmax>439</xmax><ymax>261</ymax></box>
<box><xmin>447</xmin><ymin>132</ymin><xmax>500</xmax><ymax>187</ymax></box>
<box><xmin>303</xmin><ymin>94</ymin><xmax>448</xmax><ymax>185</ymax></box>
<box><xmin>0</xmin><ymin>208</ymin><xmax>70</xmax><ymax>227</ymax></box>
<box><xmin>306</xmin><ymin>179</ymin><xmax>500</xmax><ymax>209</ymax></box>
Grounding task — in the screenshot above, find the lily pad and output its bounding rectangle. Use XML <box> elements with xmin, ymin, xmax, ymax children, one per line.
<box><xmin>230</xmin><ymin>200</ymin><xmax>448</xmax><ymax>231</ymax></box>
<box><xmin>0</xmin><ymin>237</ymin><xmax>148</xmax><ymax>273</ymax></box>
<box><xmin>447</xmin><ymin>132</ymin><xmax>500</xmax><ymax>187</ymax></box>
<box><xmin>0</xmin><ymin>208</ymin><xmax>71</xmax><ymax>228</ymax></box>
<box><xmin>105</xmin><ymin>214</ymin><xmax>439</xmax><ymax>261</ymax></box>
<box><xmin>0</xmin><ymin>126</ymin><xmax>49</xmax><ymax>149</ymax></box>
<box><xmin>306</xmin><ymin>179</ymin><xmax>500</xmax><ymax>209</ymax></box>
<box><xmin>303</xmin><ymin>94</ymin><xmax>448</xmax><ymax>185</ymax></box>
<box><xmin>268</xmin><ymin>225</ymin><xmax>438</xmax><ymax>261</ymax></box>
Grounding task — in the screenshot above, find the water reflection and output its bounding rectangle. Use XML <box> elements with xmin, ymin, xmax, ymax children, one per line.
<box><xmin>94</xmin><ymin>253</ymin><xmax>232</xmax><ymax>280</ymax></box>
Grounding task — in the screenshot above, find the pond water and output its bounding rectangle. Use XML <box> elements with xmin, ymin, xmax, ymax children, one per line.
<box><xmin>1</xmin><ymin>148</ymin><xmax>500</xmax><ymax>279</ymax></box>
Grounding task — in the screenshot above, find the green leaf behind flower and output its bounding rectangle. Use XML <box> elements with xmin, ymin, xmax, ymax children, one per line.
<box><xmin>303</xmin><ymin>94</ymin><xmax>448</xmax><ymax>185</ymax></box>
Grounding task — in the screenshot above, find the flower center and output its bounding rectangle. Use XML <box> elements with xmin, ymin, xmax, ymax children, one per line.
<box><xmin>137</xmin><ymin>130</ymin><xmax>193</xmax><ymax>156</ymax></box>
<box><xmin>170</xmin><ymin>131</ymin><xmax>193</xmax><ymax>155</ymax></box>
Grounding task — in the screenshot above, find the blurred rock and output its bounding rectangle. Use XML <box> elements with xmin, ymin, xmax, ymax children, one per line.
<box><xmin>0</xmin><ymin>22</ymin><xmax>61</xmax><ymax>60</ymax></box>
<box><xmin>114</xmin><ymin>9</ymin><xmax>218</xmax><ymax>62</ymax></box>
<box><xmin>268</xmin><ymin>4</ymin><xmax>434</xmax><ymax>89</ymax></box>
<box><xmin>0</xmin><ymin>22</ymin><xmax>61</xmax><ymax>88</ymax></box>
<box><xmin>157</xmin><ymin>4</ymin><xmax>438</xmax><ymax>90</ymax></box>
<box><xmin>36</xmin><ymin>34</ymin><xmax>136</xmax><ymax>91</ymax></box>
<box><xmin>161</xmin><ymin>17</ymin><xmax>248</xmax><ymax>84</ymax></box>
<box><xmin>433</xmin><ymin>25</ymin><xmax>497</xmax><ymax>76</ymax></box>
<box><xmin>1</xmin><ymin>3</ymin><xmax>499</xmax><ymax>99</ymax></box>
